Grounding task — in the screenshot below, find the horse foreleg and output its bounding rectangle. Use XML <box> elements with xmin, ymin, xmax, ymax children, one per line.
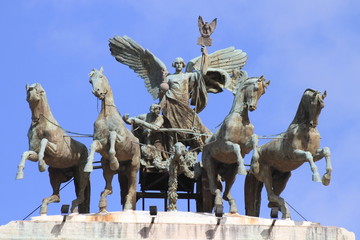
<box><xmin>16</xmin><ymin>151</ymin><xmax>38</xmax><ymax>179</ymax></box>
<box><xmin>109</xmin><ymin>131</ymin><xmax>119</xmax><ymax>171</ymax></box>
<box><xmin>224</xmin><ymin>141</ymin><xmax>247</xmax><ymax>175</ymax></box>
<box><xmin>246</xmin><ymin>134</ymin><xmax>260</xmax><ymax>174</ymax></box>
<box><xmin>314</xmin><ymin>147</ymin><xmax>332</xmax><ymax>186</ymax></box>
<box><xmin>37</xmin><ymin>138</ymin><xmax>58</xmax><ymax>172</ymax></box>
<box><xmin>294</xmin><ymin>149</ymin><xmax>321</xmax><ymax>182</ymax></box>
<box><xmin>38</xmin><ymin>138</ymin><xmax>48</xmax><ymax>172</ymax></box>
<box><xmin>85</xmin><ymin>140</ymin><xmax>102</xmax><ymax>172</ymax></box>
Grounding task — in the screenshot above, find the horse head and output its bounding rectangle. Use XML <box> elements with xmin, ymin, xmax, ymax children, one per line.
<box><xmin>238</xmin><ymin>76</ymin><xmax>270</xmax><ymax>112</ymax></box>
<box><xmin>26</xmin><ymin>83</ymin><xmax>46</xmax><ymax>106</ymax></box>
<box><xmin>295</xmin><ymin>89</ymin><xmax>326</xmax><ymax>127</ymax></box>
<box><xmin>89</xmin><ymin>67</ymin><xmax>109</xmax><ymax>100</ymax></box>
<box><xmin>308</xmin><ymin>89</ymin><xmax>326</xmax><ymax>127</ymax></box>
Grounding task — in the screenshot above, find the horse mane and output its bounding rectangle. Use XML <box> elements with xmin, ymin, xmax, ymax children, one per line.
<box><xmin>229</xmin><ymin>77</ymin><xmax>260</xmax><ymax>114</ymax></box>
<box><xmin>232</xmin><ymin>75</ymin><xmax>255</xmax><ymax>94</ymax></box>
<box><xmin>28</xmin><ymin>83</ymin><xmax>49</xmax><ymax>104</ymax></box>
<box><xmin>89</xmin><ymin>69</ymin><xmax>98</xmax><ymax>78</ymax></box>
<box><xmin>27</xmin><ymin>83</ymin><xmax>60</xmax><ymax>127</ymax></box>
<box><xmin>89</xmin><ymin>70</ymin><xmax>95</xmax><ymax>77</ymax></box>
<box><xmin>89</xmin><ymin>67</ymin><xmax>105</xmax><ymax>77</ymax></box>
<box><xmin>291</xmin><ymin>88</ymin><xmax>317</xmax><ymax>125</ymax></box>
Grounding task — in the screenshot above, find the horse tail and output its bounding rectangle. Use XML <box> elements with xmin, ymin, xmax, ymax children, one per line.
<box><xmin>118</xmin><ymin>171</ymin><xmax>129</xmax><ymax>207</ymax></box>
<box><xmin>78</xmin><ymin>177</ymin><xmax>91</xmax><ymax>213</ymax></box>
<box><xmin>78</xmin><ymin>147</ymin><xmax>91</xmax><ymax>214</ymax></box>
<box><xmin>244</xmin><ymin>172</ymin><xmax>263</xmax><ymax>217</ymax></box>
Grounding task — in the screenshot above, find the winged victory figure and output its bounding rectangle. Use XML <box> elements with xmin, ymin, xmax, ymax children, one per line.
<box><xmin>109</xmin><ymin>36</ymin><xmax>248</xmax><ymax>150</ymax></box>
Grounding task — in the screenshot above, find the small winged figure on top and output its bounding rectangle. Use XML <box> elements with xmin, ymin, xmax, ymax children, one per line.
<box><xmin>108</xmin><ymin>35</ymin><xmax>248</xmax><ymax>149</ymax></box>
<box><xmin>198</xmin><ymin>16</ymin><xmax>217</xmax><ymax>38</ymax></box>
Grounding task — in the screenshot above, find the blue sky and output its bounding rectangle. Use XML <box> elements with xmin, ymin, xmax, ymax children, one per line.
<box><xmin>1</xmin><ymin>0</ymin><xmax>359</xmax><ymax>237</ymax></box>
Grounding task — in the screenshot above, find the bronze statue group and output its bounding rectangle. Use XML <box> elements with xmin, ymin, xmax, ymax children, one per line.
<box><xmin>16</xmin><ymin>32</ymin><xmax>332</xmax><ymax>220</ymax></box>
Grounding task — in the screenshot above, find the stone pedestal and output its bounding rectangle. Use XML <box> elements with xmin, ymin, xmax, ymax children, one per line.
<box><xmin>0</xmin><ymin>211</ymin><xmax>355</xmax><ymax>240</ymax></box>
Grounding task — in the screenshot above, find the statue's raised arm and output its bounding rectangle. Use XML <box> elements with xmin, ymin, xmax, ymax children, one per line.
<box><xmin>109</xmin><ymin>35</ymin><xmax>168</xmax><ymax>100</ymax></box>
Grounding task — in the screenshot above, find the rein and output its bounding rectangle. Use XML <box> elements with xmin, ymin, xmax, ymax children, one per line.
<box><xmin>39</xmin><ymin>114</ymin><xmax>93</xmax><ymax>138</ymax></box>
<box><xmin>100</xmin><ymin>94</ymin><xmax>121</xmax><ymax>117</ymax></box>
<box><xmin>131</xmin><ymin>138</ymin><xmax>217</xmax><ymax>155</ymax></box>
<box><xmin>257</xmin><ymin>120</ymin><xmax>320</xmax><ymax>140</ymax></box>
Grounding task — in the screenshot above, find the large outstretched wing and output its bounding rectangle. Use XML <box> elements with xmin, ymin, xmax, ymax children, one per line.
<box><xmin>230</xmin><ymin>70</ymin><xmax>248</xmax><ymax>94</ymax></box>
<box><xmin>109</xmin><ymin>35</ymin><xmax>167</xmax><ymax>100</ymax></box>
<box><xmin>186</xmin><ymin>47</ymin><xmax>248</xmax><ymax>93</ymax></box>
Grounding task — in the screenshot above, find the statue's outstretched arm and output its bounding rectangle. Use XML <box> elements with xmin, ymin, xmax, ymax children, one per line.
<box><xmin>123</xmin><ymin>115</ymin><xmax>160</xmax><ymax>131</ymax></box>
<box><xmin>201</xmin><ymin>46</ymin><xmax>209</xmax><ymax>75</ymax></box>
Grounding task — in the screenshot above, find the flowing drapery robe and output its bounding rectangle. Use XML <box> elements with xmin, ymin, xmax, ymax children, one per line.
<box><xmin>160</xmin><ymin>71</ymin><xmax>211</xmax><ymax>148</ymax></box>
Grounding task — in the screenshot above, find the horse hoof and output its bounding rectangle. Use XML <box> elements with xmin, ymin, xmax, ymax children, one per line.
<box><xmin>40</xmin><ymin>206</ymin><xmax>48</xmax><ymax>215</ymax></box>
<box><xmin>70</xmin><ymin>207</ymin><xmax>78</xmax><ymax>214</ymax></box>
<box><xmin>229</xmin><ymin>205</ymin><xmax>238</xmax><ymax>214</ymax></box>
<box><xmin>38</xmin><ymin>164</ymin><xmax>46</xmax><ymax>172</ymax></box>
<box><xmin>238</xmin><ymin>167</ymin><xmax>247</xmax><ymax>175</ymax></box>
<box><xmin>124</xmin><ymin>203</ymin><xmax>133</xmax><ymax>211</ymax></box>
<box><xmin>70</xmin><ymin>201</ymin><xmax>78</xmax><ymax>213</ymax></box>
<box><xmin>251</xmin><ymin>156</ymin><xmax>260</xmax><ymax>173</ymax></box>
<box><xmin>281</xmin><ymin>211</ymin><xmax>291</xmax><ymax>220</ymax></box>
<box><xmin>322</xmin><ymin>175</ymin><xmax>331</xmax><ymax>186</ymax></box>
<box><xmin>84</xmin><ymin>164</ymin><xmax>93</xmax><ymax>172</ymax></box>
<box><xmin>312</xmin><ymin>174</ymin><xmax>321</xmax><ymax>183</ymax></box>
<box><xmin>110</xmin><ymin>161</ymin><xmax>119</xmax><ymax>171</ymax></box>
<box><xmin>98</xmin><ymin>208</ymin><xmax>108</xmax><ymax>214</ymax></box>
<box><xmin>16</xmin><ymin>172</ymin><xmax>24</xmax><ymax>180</ymax></box>
<box><xmin>270</xmin><ymin>207</ymin><xmax>279</xmax><ymax>218</ymax></box>
<box><xmin>250</xmin><ymin>165</ymin><xmax>259</xmax><ymax>174</ymax></box>
<box><xmin>214</xmin><ymin>205</ymin><xmax>224</xmax><ymax>218</ymax></box>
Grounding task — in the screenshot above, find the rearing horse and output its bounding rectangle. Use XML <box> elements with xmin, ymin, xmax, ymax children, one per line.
<box><xmin>84</xmin><ymin>67</ymin><xmax>140</xmax><ymax>212</ymax></box>
<box><xmin>16</xmin><ymin>83</ymin><xmax>90</xmax><ymax>214</ymax></box>
<box><xmin>245</xmin><ymin>89</ymin><xmax>332</xmax><ymax>219</ymax></box>
<box><xmin>202</xmin><ymin>76</ymin><xmax>270</xmax><ymax>213</ymax></box>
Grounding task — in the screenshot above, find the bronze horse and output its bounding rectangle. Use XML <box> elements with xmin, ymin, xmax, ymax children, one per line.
<box><xmin>202</xmin><ymin>76</ymin><xmax>270</xmax><ymax>213</ymax></box>
<box><xmin>84</xmin><ymin>67</ymin><xmax>140</xmax><ymax>212</ymax></box>
<box><xmin>16</xmin><ymin>83</ymin><xmax>90</xmax><ymax>214</ymax></box>
<box><xmin>245</xmin><ymin>89</ymin><xmax>332</xmax><ymax>219</ymax></box>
